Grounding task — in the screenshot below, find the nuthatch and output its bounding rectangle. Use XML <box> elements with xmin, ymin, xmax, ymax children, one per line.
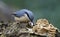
<box><xmin>12</xmin><ymin>9</ymin><xmax>34</xmax><ymax>26</ymax></box>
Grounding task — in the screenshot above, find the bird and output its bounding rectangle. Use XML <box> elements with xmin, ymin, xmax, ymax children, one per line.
<box><xmin>12</xmin><ymin>9</ymin><xmax>34</xmax><ymax>27</ymax></box>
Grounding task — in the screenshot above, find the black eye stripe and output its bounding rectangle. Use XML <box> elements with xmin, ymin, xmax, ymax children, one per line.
<box><xmin>25</xmin><ymin>12</ymin><xmax>30</xmax><ymax>20</ymax></box>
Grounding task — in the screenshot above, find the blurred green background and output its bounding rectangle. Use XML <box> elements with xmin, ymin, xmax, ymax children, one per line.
<box><xmin>2</xmin><ymin>0</ymin><xmax>60</xmax><ymax>29</ymax></box>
